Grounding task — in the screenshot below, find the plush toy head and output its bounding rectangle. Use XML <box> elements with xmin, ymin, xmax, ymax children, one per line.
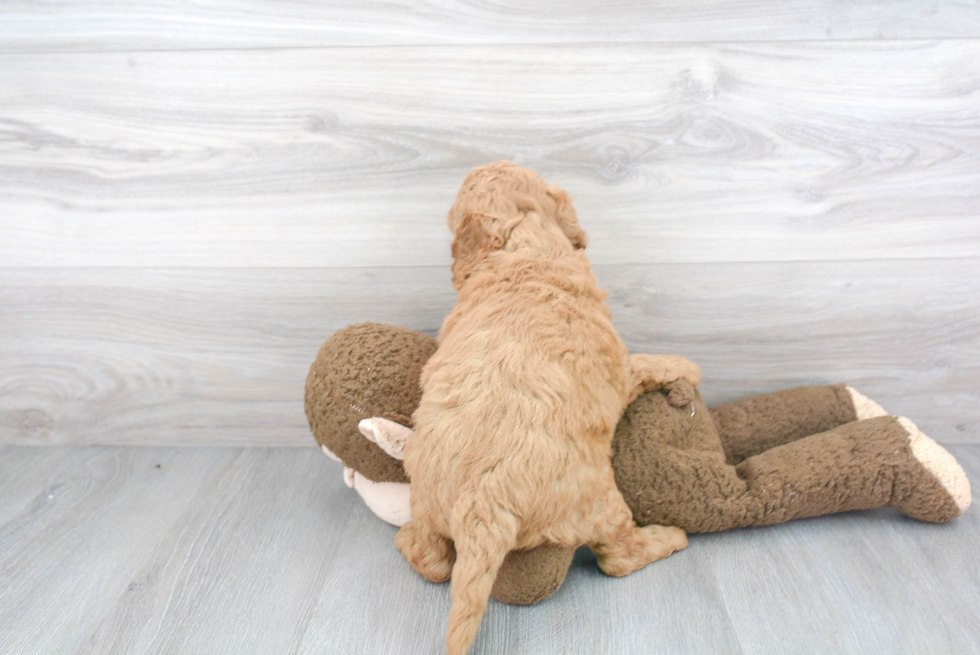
<box><xmin>305</xmin><ymin>322</ymin><xmax>576</xmax><ymax>604</ymax></box>
<box><xmin>305</xmin><ymin>322</ymin><xmax>436</xmax><ymax>484</ymax></box>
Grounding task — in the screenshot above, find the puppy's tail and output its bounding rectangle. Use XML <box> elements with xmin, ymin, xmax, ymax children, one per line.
<box><xmin>445</xmin><ymin>495</ymin><xmax>518</xmax><ymax>655</ymax></box>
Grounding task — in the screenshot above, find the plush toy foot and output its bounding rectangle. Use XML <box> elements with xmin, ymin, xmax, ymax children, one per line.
<box><xmin>396</xmin><ymin>520</ymin><xmax>456</xmax><ymax>583</ymax></box>
<box><xmin>891</xmin><ymin>417</ymin><xmax>971</xmax><ymax>522</ymax></box>
<box><xmin>846</xmin><ymin>387</ymin><xmax>888</xmax><ymax>420</ymax></box>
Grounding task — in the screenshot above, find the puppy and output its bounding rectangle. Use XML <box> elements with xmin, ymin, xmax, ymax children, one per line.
<box><xmin>396</xmin><ymin>162</ymin><xmax>699</xmax><ymax>654</ymax></box>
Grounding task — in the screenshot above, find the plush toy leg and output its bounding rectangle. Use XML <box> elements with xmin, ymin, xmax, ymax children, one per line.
<box><xmin>710</xmin><ymin>383</ymin><xmax>884</xmax><ymax>465</ymax></box>
<box><xmin>634</xmin><ymin>415</ymin><xmax>970</xmax><ymax>532</ymax></box>
<box><xmin>738</xmin><ymin>415</ymin><xmax>970</xmax><ymax>526</ymax></box>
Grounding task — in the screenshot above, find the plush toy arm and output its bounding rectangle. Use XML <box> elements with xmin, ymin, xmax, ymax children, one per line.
<box><xmin>358</xmin><ymin>417</ymin><xmax>415</xmax><ymax>460</ymax></box>
<box><xmin>626</xmin><ymin>354</ymin><xmax>701</xmax><ymax>406</ymax></box>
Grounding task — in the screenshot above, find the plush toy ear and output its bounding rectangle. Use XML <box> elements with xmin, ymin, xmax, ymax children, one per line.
<box><xmin>358</xmin><ymin>417</ymin><xmax>414</xmax><ymax>460</ymax></box>
<box><xmin>547</xmin><ymin>185</ymin><xmax>588</xmax><ymax>250</ymax></box>
<box><xmin>450</xmin><ymin>211</ymin><xmax>508</xmax><ymax>288</ymax></box>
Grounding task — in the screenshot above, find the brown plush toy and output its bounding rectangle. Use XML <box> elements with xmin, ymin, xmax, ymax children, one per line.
<box><xmin>306</xmin><ymin>322</ymin><xmax>972</xmax><ymax>605</ymax></box>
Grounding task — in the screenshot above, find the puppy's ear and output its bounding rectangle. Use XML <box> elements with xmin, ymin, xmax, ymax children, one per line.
<box><xmin>547</xmin><ymin>185</ymin><xmax>588</xmax><ymax>250</ymax></box>
<box><xmin>451</xmin><ymin>212</ymin><xmax>506</xmax><ymax>289</ymax></box>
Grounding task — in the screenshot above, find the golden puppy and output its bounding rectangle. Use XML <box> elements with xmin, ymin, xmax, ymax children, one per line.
<box><xmin>397</xmin><ymin>162</ymin><xmax>699</xmax><ymax>654</ymax></box>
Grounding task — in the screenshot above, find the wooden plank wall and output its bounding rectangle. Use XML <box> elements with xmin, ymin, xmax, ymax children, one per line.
<box><xmin>1</xmin><ymin>2</ymin><xmax>978</xmax><ymax>446</ymax></box>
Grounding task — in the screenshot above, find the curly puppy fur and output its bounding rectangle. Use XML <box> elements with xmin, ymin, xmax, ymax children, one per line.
<box><xmin>396</xmin><ymin>162</ymin><xmax>698</xmax><ymax>654</ymax></box>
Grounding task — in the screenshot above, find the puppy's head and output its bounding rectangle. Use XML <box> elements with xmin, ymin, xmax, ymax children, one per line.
<box><xmin>447</xmin><ymin>161</ymin><xmax>588</xmax><ymax>288</ymax></box>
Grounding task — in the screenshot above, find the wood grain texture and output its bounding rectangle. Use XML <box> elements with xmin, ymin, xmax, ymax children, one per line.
<box><xmin>1</xmin><ymin>445</ymin><xmax>977</xmax><ymax>654</ymax></box>
<box><xmin>2</xmin><ymin>5</ymin><xmax>977</xmax><ymax>652</ymax></box>
<box><xmin>0</xmin><ymin>447</ymin><xmax>244</xmax><ymax>655</ymax></box>
<box><xmin>2</xmin><ymin>259</ymin><xmax>977</xmax><ymax>446</ymax></box>
<box><xmin>2</xmin><ymin>0</ymin><xmax>980</xmax><ymax>52</ymax></box>
<box><xmin>2</xmin><ymin>42</ymin><xmax>978</xmax><ymax>268</ymax></box>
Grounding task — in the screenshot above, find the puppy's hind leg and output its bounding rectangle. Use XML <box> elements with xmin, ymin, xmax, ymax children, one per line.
<box><xmin>396</xmin><ymin>519</ymin><xmax>455</xmax><ymax>583</ymax></box>
<box><xmin>590</xmin><ymin>484</ymin><xmax>688</xmax><ymax>578</ymax></box>
<box><xmin>446</xmin><ymin>496</ymin><xmax>519</xmax><ymax>655</ymax></box>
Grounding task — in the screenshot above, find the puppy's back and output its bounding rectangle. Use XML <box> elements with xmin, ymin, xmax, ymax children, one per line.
<box><xmin>407</xmin><ymin>251</ymin><xmax>628</xmax><ymax>535</ymax></box>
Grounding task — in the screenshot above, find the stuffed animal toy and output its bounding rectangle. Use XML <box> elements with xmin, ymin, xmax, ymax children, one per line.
<box><xmin>306</xmin><ymin>322</ymin><xmax>971</xmax><ymax>605</ymax></box>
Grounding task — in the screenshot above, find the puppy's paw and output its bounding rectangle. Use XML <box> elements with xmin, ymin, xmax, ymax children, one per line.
<box><xmin>664</xmin><ymin>355</ymin><xmax>700</xmax><ymax>388</ymax></box>
<box><xmin>665</xmin><ymin>379</ymin><xmax>696</xmax><ymax>407</ymax></box>
<box><xmin>595</xmin><ymin>524</ymin><xmax>688</xmax><ymax>577</ymax></box>
<box><xmin>395</xmin><ymin>521</ymin><xmax>455</xmax><ymax>583</ymax></box>
<box><xmin>638</xmin><ymin>524</ymin><xmax>688</xmax><ymax>560</ymax></box>
<box><xmin>629</xmin><ymin>353</ymin><xmax>701</xmax><ymax>394</ymax></box>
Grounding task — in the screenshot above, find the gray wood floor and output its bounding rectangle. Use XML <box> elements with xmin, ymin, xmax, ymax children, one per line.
<box><xmin>1</xmin><ymin>444</ymin><xmax>978</xmax><ymax>655</ymax></box>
